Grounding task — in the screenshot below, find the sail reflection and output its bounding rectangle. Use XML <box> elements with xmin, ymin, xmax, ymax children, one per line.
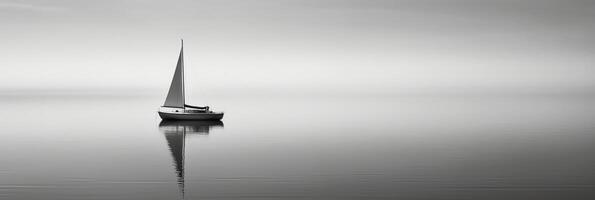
<box><xmin>159</xmin><ymin>120</ymin><xmax>224</xmax><ymax>199</ymax></box>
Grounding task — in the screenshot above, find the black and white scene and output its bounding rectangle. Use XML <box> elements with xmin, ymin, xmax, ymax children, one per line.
<box><xmin>1</xmin><ymin>0</ymin><xmax>595</xmax><ymax>199</ymax></box>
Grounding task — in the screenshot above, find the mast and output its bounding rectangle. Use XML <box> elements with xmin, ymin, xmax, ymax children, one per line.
<box><xmin>180</xmin><ymin>39</ymin><xmax>184</xmax><ymax>108</ymax></box>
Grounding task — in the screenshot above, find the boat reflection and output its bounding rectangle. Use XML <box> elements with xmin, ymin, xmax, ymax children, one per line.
<box><xmin>158</xmin><ymin>120</ymin><xmax>224</xmax><ymax>199</ymax></box>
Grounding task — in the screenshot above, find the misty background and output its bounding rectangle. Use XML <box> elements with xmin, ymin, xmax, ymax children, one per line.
<box><xmin>1</xmin><ymin>0</ymin><xmax>594</xmax><ymax>96</ymax></box>
<box><xmin>2</xmin><ymin>1</ymin><xmax>595</xmax><ymax>199</ymax></box>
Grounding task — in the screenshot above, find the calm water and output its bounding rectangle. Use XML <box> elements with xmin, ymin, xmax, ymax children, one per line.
<box><xmin>1</xmin><ymin>93</ymin><xmax>594</xmax><ymax>200</ymax></box>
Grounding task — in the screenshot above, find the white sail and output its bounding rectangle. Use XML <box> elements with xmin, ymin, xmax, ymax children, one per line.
<box><xmin>163</xmin><ymin>42</ymin><xmax>185</xmax><ymax>108</ymax></box>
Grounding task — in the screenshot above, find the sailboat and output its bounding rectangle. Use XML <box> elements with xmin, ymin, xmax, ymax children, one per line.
<box><xmin>158</xmin><ymin>40</ymin><xmax>224</xmax><ymax>120</ymax></box>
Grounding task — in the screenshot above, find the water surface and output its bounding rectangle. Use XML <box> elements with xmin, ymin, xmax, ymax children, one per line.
<box><xmin>1</xmin><ymin>93</ymin><xmax>594</xmax><ymax>199</ymax></box>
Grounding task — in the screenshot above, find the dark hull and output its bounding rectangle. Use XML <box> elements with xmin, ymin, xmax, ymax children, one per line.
<box><xmin>158</xmin><ymin>111</ymin><xmax>224</xmax><ymax>120</ymax></box>
<box><xmin>159</xmin><ymin>120</ymin><xmax>224</xmax><ymax>127</ymax></box>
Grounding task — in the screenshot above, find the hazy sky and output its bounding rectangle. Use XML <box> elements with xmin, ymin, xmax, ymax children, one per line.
<box><xmin>1</xmin><ymin>0</ymin><xmax>594</xmax><ymax>94</ymax></box>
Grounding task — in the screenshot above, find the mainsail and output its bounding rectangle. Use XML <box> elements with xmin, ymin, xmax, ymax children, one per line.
<box><xmin>163</xmin><ymin>41</ymin><xmax>185</xmax><ymax>108</ymax></box>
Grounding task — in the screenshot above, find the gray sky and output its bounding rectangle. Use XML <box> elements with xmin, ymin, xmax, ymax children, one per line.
<box><xmin>1</xmin><ymin>0</ymin><xmax>595</xmax><ymax>94</ymax></box>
